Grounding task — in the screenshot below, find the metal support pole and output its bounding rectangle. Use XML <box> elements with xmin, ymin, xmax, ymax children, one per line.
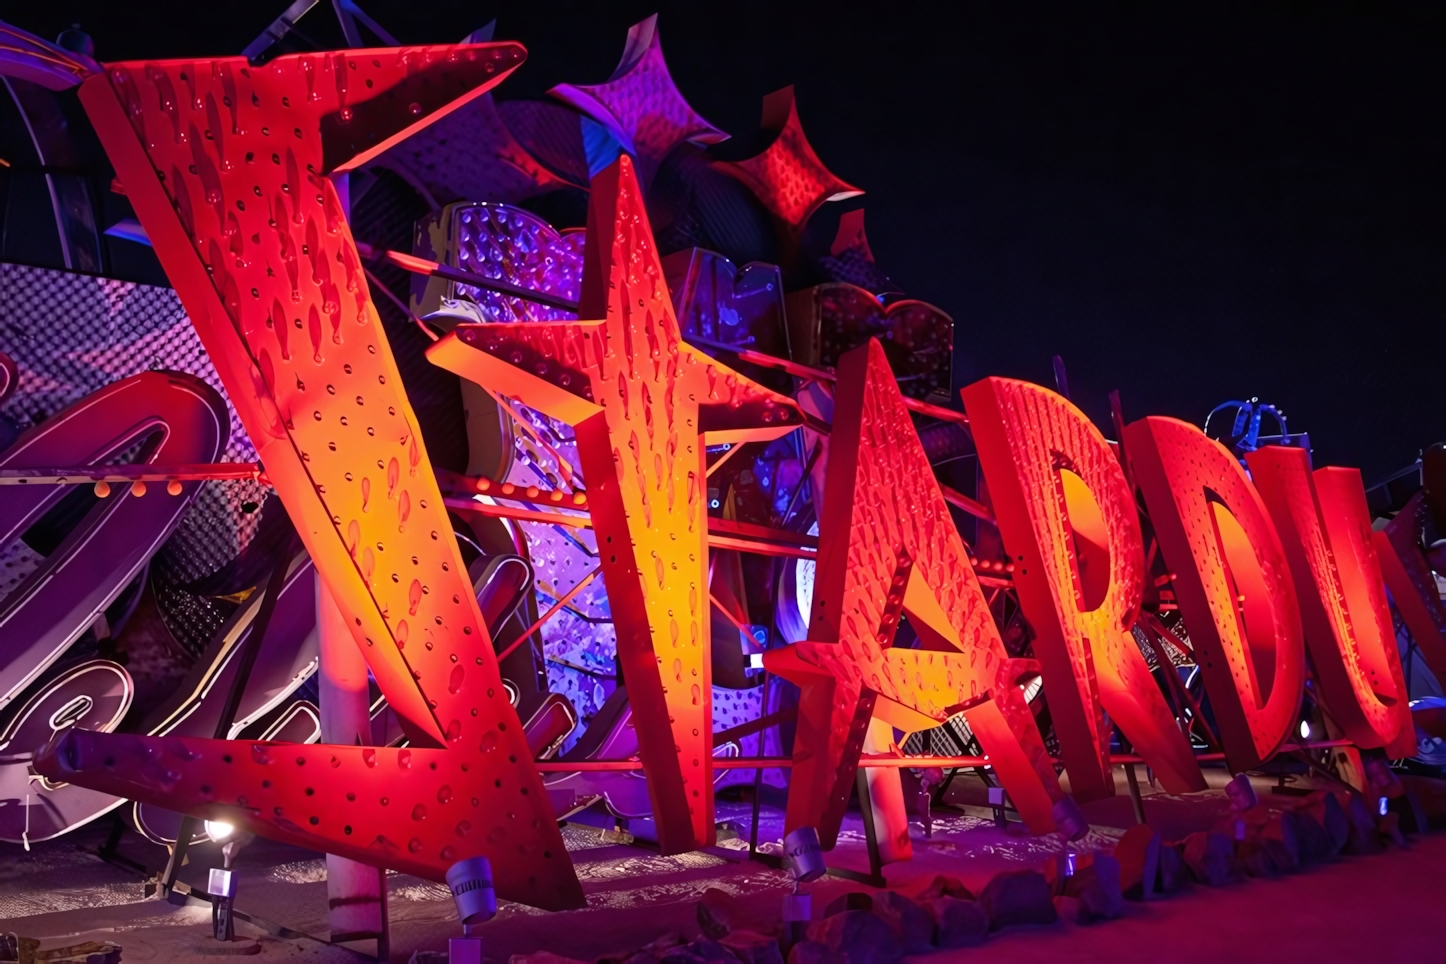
<box><xmin>857</xmin><ymin>768</ymin><xmax>886</xmax><ymax>884</ymax></box>
<box><xmin>1124</xmin><ymin>763</ymin><xmax>1147</xmax><ymax>826</ymax></box>
<box><xmin>318</xmin><ymin>571</ymin><xmax>390</xmax><ymax>961</ymax></box>
<box><xmin>747</xmin><ymin>672</ymin><xmax>770</xmax><ymax>859</ymax></box>
<box><xmin>824</xmin><ymin>769</ymin><xmax>887</xmax><ymax>888</ymax></box>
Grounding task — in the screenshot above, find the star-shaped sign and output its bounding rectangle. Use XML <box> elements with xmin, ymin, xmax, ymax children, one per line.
<box><xmin>764</xmin><ymin>339</ymin><xmax>1063</xmax><ymax>847</ymax></box>
<box><xmin>44</xmin><ymin>43</ymin><xmax>586</xmax><ymax>910</ymax></box>
<box><xmin>428</xmin><ymin>154</ymin><xmax>803</xmax><ymax>853</ymax></box>
<box><xmin>713</xmin><ymin>86</ymin><xmax>863</xmax><ymax>237</ymax></box>
<box><xmin>550</xmin><ymin>14</ymin><xmax>728</xmax><ymax>186</ymax></box>
<box><xmin>380</xmin><ymin>90</ymin><xmax>584</xmax><ymax>205</ymax></box>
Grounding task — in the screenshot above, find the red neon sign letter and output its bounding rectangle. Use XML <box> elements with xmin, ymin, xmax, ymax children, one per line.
<box><xmin>1247</xmin><ymin>447</ymin><xmax>1414</xmax><ymax>755</ymax></box>
<box><xmin>39</xmin><ymin>45</ymin><xmax>585</xmax><ymax>909</ymax></box>
<box><xmin>1125</xmin><ymin>417</ymin><xmax>1305</xmax><ymax>771</ymax></box>
<box><xmin>964</xmin><ymin>378</ymin><xmax>1204</xmax><ymax>800</ymax></box>
<box><xmin>766</xmin><ymin>340</ymin><xmax>1065</xmax><ymax>845</ymax></box>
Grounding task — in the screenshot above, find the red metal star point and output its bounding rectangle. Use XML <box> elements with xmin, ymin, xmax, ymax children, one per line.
<box><xmin>713</xmin><ymin>86</ymin><xmax>863</xmax><ymax>236</ymax></box>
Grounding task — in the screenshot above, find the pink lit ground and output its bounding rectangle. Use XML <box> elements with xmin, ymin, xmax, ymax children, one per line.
<box><xmin>3</xmin><ymin>771</ymin><xmax>1442</xmax><ymax>962</ymax></box>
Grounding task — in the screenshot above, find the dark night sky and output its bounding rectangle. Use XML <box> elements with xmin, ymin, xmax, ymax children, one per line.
<box><xmin>6</xmin><ymin>1</ymin><xmax>1444</xmax><ymax>483</ymax></box>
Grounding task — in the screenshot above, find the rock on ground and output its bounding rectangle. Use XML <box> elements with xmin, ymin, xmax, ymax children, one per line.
<box><xmin>786</xmin><ymin>940</ymin><xmax>846</xmax><ymax>964</ymax></box>
<box><xmin>1114</xmin><ymin>824</ymin><xmax>1161</xmax><ymax>900</ymax></box>
<box><xmin>718</xmin><ymin>930</ymin><xmax>784</xmax><ymax>964</ymax></box>
<box><xmin>871</xmin><ymin>891</ymin><xmax>934</xmax><ymax>954</ymax></box>
<box><xmin>511</xmin><ymin>954</ymin><xmax>589</xmax><ymax>964</ymax></box>
<box><xmin>917</xmin><ymin>874</ymin><xmax>974</xmax><ymax>901</ymax></box>
<box><xmin>1066</xmin><ymin>855</ymin><xmax>1124</xmax><ymax>922</ymax></box>
<box><xmin>979</xmin><ymin>870</ymin><xmax>1058</xmax><ymax>930</ymax></box>
<box><xmin>925</xmin><ymin>897</ymin><xmax>988</xmax><ymax>948</ymax></box>
<box><xmin>805</xmin><ymin>910</ymin><xmax>902</xmax><ymax>964</ymax></box>
<box><xmin>822</xmin><ymin>892</ymin><xmax>873</xmax><ymax>917</ymax></box>
<box><xmin>1181</xmin><ymin>832</ymin><xmax>1243</xmax><ymax>887</ymax></box>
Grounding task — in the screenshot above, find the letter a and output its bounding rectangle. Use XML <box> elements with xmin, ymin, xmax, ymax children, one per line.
<box><xmin>766</xmin><ymin>340</ymin><xmax>1067</xmax><ymax>846</ymax></box>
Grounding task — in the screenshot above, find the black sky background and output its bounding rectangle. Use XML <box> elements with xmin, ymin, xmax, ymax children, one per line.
<box><xmin>5</xmin><ymin>0</ymin><xmax>1443</xmax><ymax>484</ymax></box>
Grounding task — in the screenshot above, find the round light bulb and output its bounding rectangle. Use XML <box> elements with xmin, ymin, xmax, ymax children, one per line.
<box><xmin>1299</xmin><ymin>720</ymin><xmax>1311</xmax><ymax>740</ymax></box>
<box><xmin>205</xmin><ymin>819</ymin><xmax>235</xmax><ymax>841</ymax></box>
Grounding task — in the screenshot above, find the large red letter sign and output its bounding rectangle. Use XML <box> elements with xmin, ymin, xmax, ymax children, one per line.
<box><xmin>1247</xmin><ymin>447</ymin><xmax>1414</xmax><ymax>755</ymax></box>
<box><xmin>963</xmin><ymin>379</ymin><xmax>1204</xmax><ymax>801</ymax></box>
<box><xmin>1125</xmin><ymin>418</ymin><xmax>1305</xmax><ymax>771</ymax></box>
<box><xmin>765</xmin><ymin>340</ymin><xmax>1066</xmax><ymax>846</ymax></box>
<box><xmin>39</xmin><ymin>45</ymin><xmax>584</xmax><ymax>909</ymax></box>
<box><xmin>427</xmin><ymin>155</ymin><xmax>802</xmax><ymax>853</ymax></box>
<box><xmin>1375</xmin><ymin>491</ymin><xmax>1446</xmax><ymax>681</ymax></box>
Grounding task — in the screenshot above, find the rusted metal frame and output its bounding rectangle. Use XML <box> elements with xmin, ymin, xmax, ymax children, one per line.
<box><xmin>444</xmin><ymin>497</ymin><xmax>591</xmax><ymax>529</ymax></box>
<box><xmin>709</xmin><ymin>591</ymin><xmax>752</xmax><ymax>637</ymax></box>
<box><xmin>710</xmin><ymin>515</ymin><xmax>820</xmax><ymax>549</ymax></box>
<box><xmin>362</xmin><ymin>263</ymin><xmax>440</xmax><ymax>343</ymax></box>
<box><xmin>779</xmin><ymin>437</ymin><xmax>824</xmax><ymax>530</ymax></box>
<box><xmin>734</xmin><ymin>347</ymin><xmax>967</xmax><ymax>424</ymax></box>
<box><xmin>445</xmin><ymin>499</ymin><xmax>823</xmax><ymax>558</ymax></box>
<box><xmin>1138</xmin><ymin>614</ymin><xmax>1221</xmax><ymax>751</ymax></box>
<box><xmin>491</xmin><ymin>393</ymin><xmax>583</xmax><ymax>493</ymax></box>
<box><xmin>712</xmin><ymin>706</ymin><xmax>797</xmax><ymax>748</ymax></box>
<box><xmin>939</xmin><ymin>483</ymin><xmax>996</xmax><ymax>524</ymax></box>
<box><xmin>0</xmin><ymin>463</ymin><xmax>262</xmax><ymax>484</ymax></box>
<box><xmin>533</xmin><ymin>740</ymin><xmax>1356</xmax><ymax>772</ymax></box>
<box><xmin>383</xmin><ymin>249</ymin><xmax>581</xmax><ymax>314</ymax></box>
<box><xmin>707</xmin><ymin>534</ymin><xmax>816</xmax><ymax>559</ymax></box>
<box><xmin>495</xmin><ymin>567</ymin><xmax>602</xmax><ymax>663</ymax></box>
<box><xmin>705</xmin><ymin>441</ymin><xmax>749</xmax><ymax>479</ymax></box>
<box><xmin>435</xmin><ymin>465</ymin><xmax>587</xmax><ymax>510</ymax></box>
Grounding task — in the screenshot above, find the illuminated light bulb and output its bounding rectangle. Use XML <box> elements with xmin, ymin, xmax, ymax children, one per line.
<box><xmin>167</xmin><ymin>479</ymin><xmax>183</xmax><ymax>496</ymax></box>
<box><xmin>94</xmin><ymin>481</ymin><xmax>111</xmax><ymax>498</ymax></box>
<box><xmin>1299</xmin><ymin>720</ymin><xmax>1312</xmax><ymax>740</ymax></box>
<box><xmin>130</xmin><ymin>481</ymin><xmax>147</xmax><ymax>497</ymax></box>
<box><xmin>205</xmin><ymin>819</ymin><xmax>235</xmax><ymax>841</ymax></box>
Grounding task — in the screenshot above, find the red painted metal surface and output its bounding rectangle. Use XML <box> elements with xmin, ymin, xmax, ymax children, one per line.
<box><xmin>1125</xmin><ymin>417</ymin><xmax>1305</xmax><ymax>772</ymax></box>
<box><xmin>963</xmin><ymin>377</ymin><xmax>1205</xmax><ymax>801</ymax></box>
<box><xmin>765</xmin><ymin>340</ymin><xmax>1063</xmax><ymax>847</ymax></box>
<box><xmin>426</xmin><ymin>155</ymin><xmax>802</xmax><ymax>854</ymax></box>
<box><xmin>1249</xmin><ymin>447</ymin><xmax>1414</xmax><ymax>755</ymax></box>
<box><xmin>713</xmin><ymin>87</ymin><xmax>862</xmax><ymax>237</ymax></box>
<box><xmin>39</xmin><ymin>43</ymin><xmax>585</xmax><ymax>910</ymax></box>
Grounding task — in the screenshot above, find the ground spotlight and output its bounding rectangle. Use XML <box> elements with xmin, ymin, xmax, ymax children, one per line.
<box><xmin>445</xmin><ymin>856</ymin><xmax>497</xmax><ymax>964</ymax></box>
<box><xmin>204</xmin><ymin>820</ymin><xmax>235</xmax><ymax>842</ymax></box>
